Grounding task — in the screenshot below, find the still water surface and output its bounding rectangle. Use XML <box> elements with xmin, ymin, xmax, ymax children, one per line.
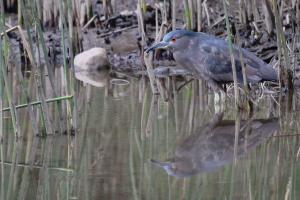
<box><xmin>1</xmin><ymin>75</ymin><xmax>300</xmax><ymax>199</ymax></box>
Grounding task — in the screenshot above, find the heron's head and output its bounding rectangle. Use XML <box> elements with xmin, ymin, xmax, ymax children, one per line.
<box><xmin>145</xmin><ymin>30</ymin><xmax>197</xmax><ymax>53</ymax></box>
<box><xmin>150</xmin><ymin>158</ymin><xmax>198</xmax><ymax>178</ymax></box>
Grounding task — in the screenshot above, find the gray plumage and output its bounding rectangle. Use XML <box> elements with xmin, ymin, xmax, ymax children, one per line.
<box><xmin>146</xmin><ymin>30</ymin><xmax>278</xmax><ymax>89</ymax></box>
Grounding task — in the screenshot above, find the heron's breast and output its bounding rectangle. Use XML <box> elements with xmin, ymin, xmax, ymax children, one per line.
<box><xmin>173</xmin><ymin>50</ymin><xmax>206</xmax><ymax>74</ymax></box>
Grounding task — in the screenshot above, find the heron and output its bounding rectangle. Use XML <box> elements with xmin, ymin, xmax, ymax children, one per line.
<box><xmin>145</xmin><ymin>29</ymin><xmax>278</xmax><ymax>92</ymax></box>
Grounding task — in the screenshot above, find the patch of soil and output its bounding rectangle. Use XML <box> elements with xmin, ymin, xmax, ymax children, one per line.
<box><xmin>4</xmin><ymin>0</ymin><xmax>300</xmax><ymax>79</ymax></box>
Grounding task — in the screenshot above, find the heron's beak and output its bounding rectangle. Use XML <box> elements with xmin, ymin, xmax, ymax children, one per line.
<box><xmin>150</xmin><ymin>159</ymin><xmax>172</xmax><ymax>168</ymax></box>
<box><xmin>150</xmin><ymin>159</ymin><xmax>180</xmax><ymax>177</ymax></box>
<box><xmin>145</xmin><ymin>41</ymin><xmax>169</xmax><ymax>54</ymax></box>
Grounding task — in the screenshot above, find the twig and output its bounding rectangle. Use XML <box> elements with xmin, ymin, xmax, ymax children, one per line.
<box><xmin>0</xmin><ymin>26</ymin><xmax>18</xmax><ymax>37</ymax></box>
<box><xmin>211</xmin><ymin>16</ymin><xmax>225</xmax><ymax>28</ymax></box>
<box><xmin>82</xmin><ymin>14</ymin><xmax>97</xmax><ymax>30</ymax></box>
<box><xmin>177</xmin><ymin>78</ymin><xmax>194</xmax><ymax>91</ymax></box>
<box><xmin>98</xmin><ymin>25</ymin><xmax>138</xmax><ymax>38</ymax></box>
<box><xmin>252</xmin><ymin>21</ymin><xmax>260</xmax><ymax>33</ymax></box>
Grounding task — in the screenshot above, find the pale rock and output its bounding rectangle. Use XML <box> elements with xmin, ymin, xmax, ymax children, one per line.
<box><xmin>74</xmin><ymin>47</ymin><xmax>110</xmax><ymax>72</ymax></box>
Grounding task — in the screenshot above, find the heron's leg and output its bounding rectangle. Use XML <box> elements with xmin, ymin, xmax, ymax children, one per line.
<box><xmin>220</xmin><ymin>89</ymin><xmax>226</xmax><ymax>107</ymax></box>
<box><xmin>214</xmin><ymin>91</ymin><xmax>227</xmax><ymax>113</ymax></box>
<box><xmin>214</xmin><ymin>91</ymin><xmax>220</xmax><ymax>113</ymax></box>
<box><xmin>205</xmin><ymin>80</ymin><xmax>225</xmax><ymax>113</ymax></box>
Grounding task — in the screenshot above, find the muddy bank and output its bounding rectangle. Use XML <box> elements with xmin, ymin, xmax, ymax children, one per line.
<box><xmin>3</xmin><ymin>0</ymin><xmax>300</xmax><ymax>80</ymax></box>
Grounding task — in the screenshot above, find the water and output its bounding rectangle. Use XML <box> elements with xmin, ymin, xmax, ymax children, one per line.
<box><xmin>1</xmin><ymin>74</ymin><xmax>300</xmax><ymax>200</ymax></box>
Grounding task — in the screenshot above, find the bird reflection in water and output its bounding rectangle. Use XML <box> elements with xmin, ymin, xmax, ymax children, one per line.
<box><xmin>151</xmin><ymin>113</ymin><xmax>279</xmax><ymax>178</ymax></box>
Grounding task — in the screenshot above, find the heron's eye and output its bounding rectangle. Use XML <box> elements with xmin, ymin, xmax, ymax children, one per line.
<box><xmin>171</xmin><ymin>38</ymin><xmax>176</xmax><ymax>42</ymax></box>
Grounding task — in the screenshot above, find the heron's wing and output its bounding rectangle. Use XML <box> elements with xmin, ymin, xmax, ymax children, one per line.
<box><xmin>197</xmin><ymin>38</ymin><xmax>269</xmax><ymax>83</ymax></box>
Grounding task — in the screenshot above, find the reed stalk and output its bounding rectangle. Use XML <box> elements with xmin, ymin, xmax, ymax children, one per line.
<box><xmin>59</xmin><ymin>0</ymin><xmax>74</xmax><ymax>135</ymax></box>
<box><xmin>129</xmin><ymin>126</ymin><xmax>139</xmax><ymax>200</ymax></box>
<box><xmin>18</xmin><ymin>132</ymin><xmax>38</xmax><ymax>199</ymax></box>
<box><xmin>2</xmin><ymin>95</ymin><xmax>73</xmax><ymax>112</ymax></box>
<box><xmin>35</xmin><ymin>33</ymin><xmax>55</xmax><ymax>135</ymax></box>
<box><xmin>144</xmin><ymin>3</ymin><xmax>164</xmax><ymax>96</ymax></box>
<box><xmin>137</xmin><ymin>0</ymin><xmax>146</xmax><ymax>56</ymax></box>
<box><xmin>67</xmin><ymin>0</ymin><xmax>78</xmax><ymax>135</ymax></box>
<box><xmin>272</xmin><ymin>0</ymin><xmax>292</xmax><ymax>88</ymax></box>
<box><xmin>223</xmin><ymin>0</ymin><xmax>239</xmax><ymax>110</ymax></box>
<box><xmin>10</xmin><ymin>54</ymin><xmax>39</xmax><ymax>136</ymax></box>
<box><xmin>140</xmin><ymin>88</ymin><xmax>148</xmax><ymax>138</ymax></box>
<box><xmin>239</xmin><ymin>0</ymin><xmax>247</xmax><ymax>24</ymax></box>
<box><xmin>188</xmin><ymin>0</ymin><xmax>194</xmax><ymax>29</ymax></box>
<box><xmin>155</xmin><ymin>1</ymin><xmax>159</xmax><ymax>36</ymax></box>
<box><xmin>172</xmin><ymin>0</ymin><xmax>176</xmax><ymax>30</ymax></box>
<box><xmin>145</xmin><ymin>95</ymin><xmax>158</xmax><ymax>136</ymax></box>
<box><xmin>0</xmin><ymin>2</ymin><xmax>4</xmax><ymax>198</ymax></box>
<box><xmin>2</xmin><ymin>161</ymin><xmax>74</xmax><ymax>172</ymax></box>
<box><xmin>203</xmin><ymin>0</ymin><xmax>210</xmax><ymax>26</ymax></box>
<box><xmin>172</xmin><ymin>77</ymin><xmax>179</xmax><ymax>132</ymax></box>
<box><xmin>20</xmin><ymin>0</ymin><xmax>54</xmax><ymax>134</ymax></box>
<box><xmin>262</xmin><ymin>0</ymin><xmax>275</xmax><ymax>35</ymax></box>
<box><xmin>17</xmin><ymin>0</ymin><xmax>23</xmax><ymax>26</ymax></box>
<box><xmin>144</xmin><ymin>53</ymin><xmax>159</xmax><ymax>95</ymax></box>
<box><xmin>188</xmin><ymin>81</ymin><xmax>196</xmax><ymax>134</ymax></box>
<box><xmin>35</xmin><ymin>0</ymin><xmax>67</xmax><ymax>134</ymax></box>
<box><xmin>235</xmin><ymin>29</ymin><xmax>250</xmax><ymax>112</ymax></box>
<box><xmin>17</xmin><ymin>26</ymin><xmax>48</xmax><ymax>135</ymax></box>
<box><xmin>35</xmin><ymin>23</ymin><xmax>57</xmax><ymax>96</ymax></box>
<box><xmin>183</xmin><ymin>0</ymin><xmax>192</xmax><ymax>29</ymax></box>
<box><xmin>252</xmin><ymin>0</ymin><xmax>260</xmax><ymax>21</ymax></box>
<box><xmin>197</xmin><ymin>0</ymin><xmax>203</xmax><ymax>32</ymax></box>
<box><xmin>103</xmin><ymin>0</ymin><xmax>113</xmax><ymax>19</ymax></box>
<box><xmin>0</xmin><ymin>39</ymin><xmax>20</xmax><ymax>138</ymax></box>
<box><xmin>6</xmin><ymin>139</ymin><xmax>20</xmax><ymax>200</ymax></box>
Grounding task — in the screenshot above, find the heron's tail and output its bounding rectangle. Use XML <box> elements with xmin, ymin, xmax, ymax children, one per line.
<box><xmin>260</xmin><ymin>65</ymin><xmax>278</xmax><ymax>82</ymax></box>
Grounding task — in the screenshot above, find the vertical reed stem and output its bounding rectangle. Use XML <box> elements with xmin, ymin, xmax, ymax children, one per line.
<box><xmin>172</xmin><ymin>0</ymin><xmax>176</xmax><ymax>30</ymax></box>
<box><xmin>197</xmin><ymin>0</ymin><xmax>203</xmax><ymax>32</ymax></box>
<box><xmin>20</xmin><ymin>0</ymin><xmax>54</xmax><ymax>134</ymax></box>
<box><xmin>0</xmin><ymin>3</ymin><xmax>5</xmax><ymax>196</ymax></box>
<box><xmin>223</xmin><ymin>0</ymin><xmax>239</xmax><ymax>110</ymax></box>
<box><xmin>184</xmin><ymin>0</ymin><xmax>191</xmax><ymax>29</ymax></box>
<box><xmin>17</xmin><ymin>0</ymin><xmax>23</xmax><ymax>26</ymax></box>
<box><xmin>272</xmin><ymin>0</ymin><xmax>291</xmax><ymax>87</ymax></box>
<box><xmin>0</xmin><ymin>43</ymin><xmax>20</xmax><ymax>137</ymax></box>
<box><xmin>67</xmin><ymin>0</ymin><xmax>78</xmax><ymax>134</ymax></box>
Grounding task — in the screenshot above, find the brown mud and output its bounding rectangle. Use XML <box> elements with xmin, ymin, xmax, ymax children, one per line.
<box><xmin>3</xmin><ymin>0</ymin><xmax>300</xmax><ymax>80</ymax></box>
